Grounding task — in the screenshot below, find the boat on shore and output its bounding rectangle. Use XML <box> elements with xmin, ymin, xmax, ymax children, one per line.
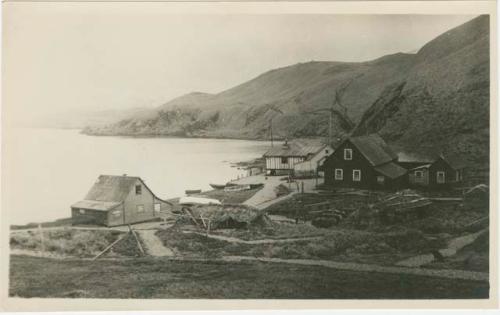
<box><xmin>209</xmin><ymin>184</ymin><xmax>227</xmax><ymax>190</ymax></box>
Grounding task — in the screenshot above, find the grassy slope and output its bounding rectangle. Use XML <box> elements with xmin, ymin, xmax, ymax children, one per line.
<box><xmin>353</xmin><ymin>16</ymin><xmax>489</xmax><ymax>167</ymax></box>
<box><xmin>9</xmin><ymin>255</ymin><xmax>488</xmax><ymax>299</ymax></box>
<box><xmin>84</xmin><ymin>54</ymin><xmax>414</xmax><ymax>139</ymax></box>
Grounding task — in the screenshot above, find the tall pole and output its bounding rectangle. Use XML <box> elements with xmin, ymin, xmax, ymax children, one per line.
<box><xmin>270</xmin><ymin>118</ymin><xmax>274</xmax><ymax>147</ymax></box>
<box><xmin>329</xmin><ymin>110</ymin><xmax>333</xmax><ymax>147</ymax></box>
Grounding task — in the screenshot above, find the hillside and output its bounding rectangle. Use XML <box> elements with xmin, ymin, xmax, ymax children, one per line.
<box><xmin>352</xmin><ymin>15</ymin><xmax>489</xmax><ymax>167</ymax></box>
<box><xmin>84</xmin><ymin>54</ymin><xmax>415</xmax><ymax>140</ymax></box>
<box><xmin>84</xmin><ymin>16</ymin><xmax>489</xmax><ymax>166</ymax></box>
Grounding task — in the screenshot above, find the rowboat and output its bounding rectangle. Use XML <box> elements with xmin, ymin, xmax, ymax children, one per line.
<box><xmin>209</xmin><ymin>184</ymin><xmax>226</xmax><ymax>190</ymax></box>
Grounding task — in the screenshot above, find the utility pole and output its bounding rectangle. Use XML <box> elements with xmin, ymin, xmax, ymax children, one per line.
<box><xmin>265</xmin><ymin>105</ymin><xmax>283</xmax><ymax>147</ymax></box>
<box><xmin>269</xmin><ymin>118</ymin><xmax>274</xmax><ymax>147</ymax></box>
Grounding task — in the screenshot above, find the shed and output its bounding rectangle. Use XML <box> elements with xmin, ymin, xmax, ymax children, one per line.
<box><xmin>408</xmin><ymin>156</ymin><xmax>465</xmax><ymax>188</ymax></box>
<box><xmin>71</xmin><ymin>175</ymin><xmax>173</xmax><ymax>227</ymax></box>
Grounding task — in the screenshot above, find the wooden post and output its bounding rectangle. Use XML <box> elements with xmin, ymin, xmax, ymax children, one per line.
<box><xmin>301</xmin><ymin>181</ymin><xmax>304</xmax><ymax>194</ymax></box>
<box><xmin>200</xmin><ymin>213</ymin><xmax>207</xmax><ymax>229</ymax></box>
<box><xmin>206</xmin><ymin>220</ymin><xmax>211</xmax><ymax>236</ymax></box>
<box><xmin>183</xmin><ymin>207</ymin><xmax>201</xmax><ymax>228</ymax></box>
<box><xmin>38</xmin><ymin>224</ymin><xmax>45</xmax><ymax>252</ymax></box>
<box><xmin>129</xmin><ymin>225</ymin><xmax>145</xmax><ymax>256</ymax></box>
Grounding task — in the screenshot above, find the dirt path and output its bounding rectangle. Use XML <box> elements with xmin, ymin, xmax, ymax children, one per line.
<box><xmin>137</xmin><ymin>230</ymin><xmax>174</xmax><ymax>257</ymax></box>
<box><xmin>225</xmin><ymin>256</ymin><xmax>489</xmax><ymax>282</ymax></box>
<box><xmin>182</xmin><ymin>230</ymin><xmax>323</xmax><ymax>244</ymax></box>
<box><xmin>231</xmin><ymin>174</ymin><xmax>317</xmax><ymax>210</ymax></box>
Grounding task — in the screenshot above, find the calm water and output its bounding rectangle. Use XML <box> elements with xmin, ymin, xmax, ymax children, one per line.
<box><xmin>4</xmin><ymin>128</ymin><xmax>271</xmax><ymax>225</ymax></box>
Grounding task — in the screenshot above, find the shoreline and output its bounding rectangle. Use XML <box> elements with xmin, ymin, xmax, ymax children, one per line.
<box><xmin>80</xmin><ymin>128</ymin><xmax>285</xmax><ymax>142</ymax></box>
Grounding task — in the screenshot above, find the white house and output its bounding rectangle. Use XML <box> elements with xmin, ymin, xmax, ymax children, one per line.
<box><xmin>263</xmin><ymin>139</ymin><xmax>333</xmax><ymax>176</ymax></box>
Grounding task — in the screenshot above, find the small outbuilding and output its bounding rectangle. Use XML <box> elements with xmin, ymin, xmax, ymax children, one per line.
<box><xmin>71</xmin><ymin>175</ymin><xmax>173</xmax><ymax>227</ymax></box>
<box><xmin>408</xmin><ymin>155</ymin><xmax>465</xmax><ymax>189</ymax></box>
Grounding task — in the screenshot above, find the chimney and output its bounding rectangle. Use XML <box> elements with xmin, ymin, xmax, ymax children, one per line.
<box><xmin>283</xmin><ymin>138</ymin><xmax>289</xmax><ymax>149</ymax></box>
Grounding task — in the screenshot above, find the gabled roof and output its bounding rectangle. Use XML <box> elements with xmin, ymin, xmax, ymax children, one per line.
<box><xmin>85</xmin><ymin>175</ymin><xmax>140</xmax><ymax>202</ymax></box>
<box><xmin>397</xmin><ymin>150</ymin><xmax>467</xmax><ymax>170</ymax></box>
<box><xmin>441</xmin><ymin>155</ymin><xmax>467</xmax><ymax>170</ymax></box>
<box><xmin>81</xmin><ymin>175</ymin><xmax>173</xmax><ymax>205</ymax></box>
<box><xmin>374</xmin><ymin>162</ymin><xmax>407</xmax><ymax>179</ymax></box>
<box><xmin>263</xmin><ymin>139</ymin><xmax>327</xmax><ymax>157</ymax></box>
<box><xmin>349</xmin><ymin>134</ymin><xmax>397</xmax><ymax>166</ymax></box>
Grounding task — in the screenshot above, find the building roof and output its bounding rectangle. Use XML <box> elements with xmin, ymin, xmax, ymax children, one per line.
<box><xmin>71</xmin><ymin>200</ymin><xmax>121</xmax><ymax>212</ymax></box>
<box><xmin>78</xmin><ymin>175</ymin><xmax>173</xmax><ymax>207</ymax></box>
<box><xmin>263</xmin><ymin>139</ymin><xmax>327</xmax><ymax>158</ymax></box>
<box><xmin>374</xmin><ymin>162</ymin><xmax>408</xmax><ymax>179</ymax></box>
<box><xmin>397</xmin><ymin>151</ymin><xmax>435</xmax><ymax>164</ymax></box>
<box><xmin>349</xmin><ymin>134</ymin><xmax>397</xmax><ymax>166</ymax></box>
<box><xmin>441</xmin><ymin>155</ymin><xmax>467</xmax><ymax>170</ymax></box>
<box><xmin>410</xmin><ymin>164</ymin><xmax>432</xmax><ymax>171</ymax></box>
<box><xmin>84</xmin><ymin>175</ymin><xmax>141</xmax><ymax>202</ymax></box>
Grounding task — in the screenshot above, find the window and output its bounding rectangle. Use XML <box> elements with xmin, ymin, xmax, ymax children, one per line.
<box><xmin>456</xmin><ymin>170</ymin><xmax>460</xmax><ymax>182</ymax></box>
<box><xmin>325</xmin><ymin>149</ymin><xmax>329</xmax><ymax>154</ymax></box>
<box><xmin>136</xmin><ymin>205</ymin><xmax>144</xmax><ymax>213</ymax></box>
<box><xmin>79</xmin><ymin>209</ymin><xmax>85</xmax><ymax>214</ymax></box>
<box><xmin>377</xmin><ymin>176</ymin><xmax>385</xmax><ymax>184</ymax></box>
<box><xmin>335</xmin><ymin>169</ymin><xmax>343</xmax><ymax>180</ymax></box>
<box><xmin>437</xmin><ymin>171</ymin><xmax>445</xmax><ymax>184</ymax></box>
<box><xmin>154</xmin><ymin>203</ymin><xmax>161</xmax><ymax>213</ymax></box>
<box><xmin>135</xmin><ymin>185</ymin><xmax>142</xmax><ymax>195</ymax></box>
<box><xmin>112</xmin><ymin>210</ymin><xmax>121</xmax><ymax>217</ymax></box>
<box><xmin>353</xmin><ymin>169</ymin><xmax>361</xmax><ymax>182</ymax></box>
<box><xmin>281</xmin><ymin>157</ymin><xmax>288</xmax><ymax>164</ymax></box>
<box><xmin>344</xmin><ymin>148</ymin><xmax>353</xmax><ymax>160</ymax></box>
<box><xmin>415</xmin><ymin>171</ymin><xmax>424</xmax><ymax>178</ymax></box>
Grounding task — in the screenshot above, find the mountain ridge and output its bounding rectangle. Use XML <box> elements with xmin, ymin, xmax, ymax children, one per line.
<box><xmin>84</xmin><ymin>15</ymin><xmax>489</xmax><ymax>168</ymax></box>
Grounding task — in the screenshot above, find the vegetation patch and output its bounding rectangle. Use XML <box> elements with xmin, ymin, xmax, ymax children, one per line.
<box><xmin>10</xmin><ymin>229</ymin><xmax>124</xmax><ymax>258</ymax></box>
<box><xmin>9</xmin><ymin>255</ymin><xmax>489</xmax><ymax>299</ymax></box>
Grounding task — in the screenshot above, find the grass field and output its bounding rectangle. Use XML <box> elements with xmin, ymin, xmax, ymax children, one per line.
<box><xmin>9</xmin><ymin>255</ymin><xmax>488</xmax><ymax>299</ymax></box>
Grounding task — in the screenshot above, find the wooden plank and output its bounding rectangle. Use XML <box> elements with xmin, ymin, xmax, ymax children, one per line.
<box><xmin>200</xmin><ymin>213</ymin><xmax>207</xmax><ymax>229</ymax></box>
<box><xmin>129</xmin><ymin>225</ymin><xmax>145</xmax><ymax>256</ymax></box>
<box><xmin>92</xmin><ymin>233</ymin><xmax>126</xmax><ymax>261</ymax></box>
<box><xmin>183</xmin><ymin>207</ymin><xmax>201</xmax><ymax>228</ymax></box>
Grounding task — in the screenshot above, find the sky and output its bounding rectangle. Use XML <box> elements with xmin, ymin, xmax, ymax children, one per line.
<box><xmin>2</xmin><ymin>3</ymin><xmax>477</xmax><ymax>126</ymax></box>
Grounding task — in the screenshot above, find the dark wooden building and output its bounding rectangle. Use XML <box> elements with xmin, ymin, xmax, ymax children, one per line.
<box><xmin>322</xmin><ymin>134</ymin><xmax>407</xmax><ymax>189</ymax></box>
<box><xmin>71</xmin><ymin>175</ymin><xmax>173</xmax><ymax>227</ymax></box>
<box><xmin>408</xmin><ymin>156</ymin><xmax>465</xmax><ymax>189</ymax></box>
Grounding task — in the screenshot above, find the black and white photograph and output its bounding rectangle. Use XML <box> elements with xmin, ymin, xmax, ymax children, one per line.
<box><xmin>0</xmin><ymin>1</ymin><xmax>496</xmax><ymax>310</ymax></box>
